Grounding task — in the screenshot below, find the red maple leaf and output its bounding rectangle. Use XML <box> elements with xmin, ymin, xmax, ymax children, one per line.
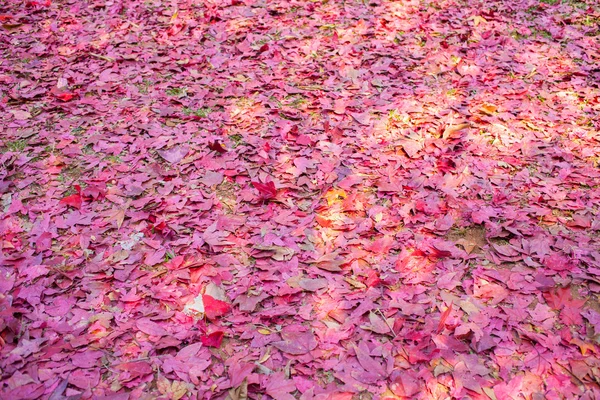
<box><xmin>201</xmin><ymin>331</ymin><xmax>225</xmax><ymax>348</ymax></box>
<box><xmin>59</xmin><ymin>185</ymin><xmax>83</xmax><ymax>209</ymax></box>
<box><xmin>258</xmin><ymin>43</ymin><xmax>269</xmax><ymax>54</ymax></box>
<box><xmin>208</xmin><ymin>141</ymin><xmax>227</xmax><ymax>153</ymax></box>
<box><xmin>26</xmin><ymin>0</ymin><xmax>50</xmax><ymax>7</ymax></box>
<box><xmin>202</xmin><ymin>295</ymin><xmax>231</xmax><ymax>320</ymax></box>
<box><xmin>544</xmin><ymin>287</ymin><xmax>585</xmax><ymax>310</ymax></box>
<box><xmin>252</xmin><ymin>181</ymin><xmax>277</xmax><ymax>200</ymax></box>
<box><xmin>365</xmin><ymin>270</ymin><xmax>381</xmax><ymax>288</ymax></box>
<box><xmin>436</xmin><ymin>303</ymin><xmax>453</xmax><ymax>333</ymax></box>
<box><xmin>55</xmin><ymin>92</ymin><xmax>77</xmax><ymax>102</ymax></box>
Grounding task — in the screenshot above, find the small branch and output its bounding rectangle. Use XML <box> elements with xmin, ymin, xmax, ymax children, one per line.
<box><xmin>90</xmin><ymin>53</ymin><xmax>115</xmax><ymax>63</ymax></box>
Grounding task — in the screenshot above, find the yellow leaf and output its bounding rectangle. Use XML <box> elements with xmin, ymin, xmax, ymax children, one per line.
<box><xmin>170</xmin><ymin>10</ymin><xmax>179</xmax><ymax>24</ymax></box>
<box><xmin>483</xmin><ymin>387</ymin><xmax>498</xmax><ymax>400</ymax></box>
<box><xmin>344</xmin><ymin>277</ymin><xmax>367</xmax><ymax>290</ymax></box>
<box><xmin>226</xmin><ymin>379</ymin><xmax>248</xmax><ymax>400</ymax></box>
<box><xmin>257</xmin><ymin>328</ymin><xmax>271</xmax><ymax>335</ymax></box>
<box><xmin>324</xmin><ymin>189</ymin><xmax>347</xmax><ymax>206</ymax></box>
<box><xmin>156</xmin><ymin>375</ymin><xmax>170</xmax><ymax>395</ymax></box>
<box><xmin>469</xmin><ymin>15</ymin><xmax>487</xmax><ymax>26</ymax></box>
<box><xmin>258</xmin><ymin>347</ymin><xmax>271</xmax><ymax>364</ymax></box>
<box><xmin>480</xmin><ymin>103</ymin><xmax>497</xmax><ymax>115</ymax></box>
<box><xmin>442</xmin><ymin>123</ymin><xmax>470</xmax><ymax>139</ymax></box>
<box><xmin>373</xmin><ymin>212</ymin><xmax>383</xmax><ymax>223</ymax></box>
<box><xmin>170</xmin><ymin>381</ymin><xmax>188</xmax><ymax>400</ymax></box>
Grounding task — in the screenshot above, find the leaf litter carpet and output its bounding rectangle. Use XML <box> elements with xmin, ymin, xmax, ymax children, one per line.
<box><xmin>1</xmin><ymin>0</ymin><xmax>600</xmax><ymax>398</ymax></box>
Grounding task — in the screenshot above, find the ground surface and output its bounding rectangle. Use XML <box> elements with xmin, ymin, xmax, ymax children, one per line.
<box><xmin>1</xmin><ymin>0</ymin><xmax>600</xmax><ymax>398</ymax></box>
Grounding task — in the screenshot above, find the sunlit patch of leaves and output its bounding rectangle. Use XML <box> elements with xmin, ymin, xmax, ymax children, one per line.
<box><xmin>388</xmin><ymin>109</ymin><xmax>403</xmax><ymax>122</ymax></box>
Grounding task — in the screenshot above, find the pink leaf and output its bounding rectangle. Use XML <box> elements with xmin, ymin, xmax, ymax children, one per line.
<box><xmin>353</xmin><ymin>341</ymin><xmax>388</xmax><ymax>380</ymax></box>
<box><xmin>272</xmin><ymin>327</ymin><xmax>317</xmax><ymax>355</ymax></box>
<box><xmin>136</xmin><ymin>318</ymin><xmax>169</xmax><ymax>337</ymax></box>
<box><xmin>157</xmin><ymin>146</ymin><xmax>189</xmax><ymax>164</ymax></box>
<box><xmin>208</xmin><ymin>141</ymin><xmax>227</xmax><ymax>153</ymax></box>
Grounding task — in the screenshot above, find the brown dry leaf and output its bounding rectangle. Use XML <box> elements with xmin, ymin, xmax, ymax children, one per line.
<box><xmin>450</xmin><ymin>225</ymin><xmax>486</xmax><ymax>254</ymax></box>
<box><xmin>110</xmin><ymin>250</ymin><xmax>129</xmax><ymax>262</ymax></box>
<box><xmin>252</xmin><ymin>244</ymin><xmax>295</xmax><ymax>261</ymax></box>
<box><xmin>344</xmin><ymin>277</ymin><xmax>367</xmax><ymax>289</ymax></box>
<box><xmin>115</xmin><ymin>209</ymin><xmax>126</xmax><ymax>229</ymax></box>
<box><xmin>9</xmin><ymin>109</ymin><xmax>31</xmax><ymax>120</ymax></box>
<box><xmin>311</xmin><ymin>252</ymin><xmax>345</xmax><ymax>272</ymax></box>
<box><xmin>442</xmin><ymin>123</ymin><xmax>470</xmax><ymax>140</ymax></box>
<box><xmin>2</xmin><ymin>23</ymin><xmax>24</xmax><ymax>32</ymax></box>
<box><xmin>156</xmin><ymin>375</ymin><xmax>171</xmax><ymax>395</ymax></box>
<box><xmin>170</xmin><ymin>381</ymin><xmax>188</xmax><ymax>400</ymax></box>
<box><xmin>226</xmin><ymin>378</ymin><xmax>248</xmax><ymax>400</ymax></box>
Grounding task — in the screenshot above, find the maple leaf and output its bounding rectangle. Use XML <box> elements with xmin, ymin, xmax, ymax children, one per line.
<box><xmin>265</xmin><ymin>372</ymin><xmax>295</xmax><ymax>400</ymax></box>
<box><xmin>310</xmin><ymin>252</ymin><xmax>345</xmax><ymax>272</ymax></box>
<box><xmin>106</xmin><ymin>208</ymin><xmax>126</xmax><ymax>229</ymax></box>
<box><xmin>55</xmin><ymin>92</ymin><xmax>77</xmax><ymax>102</ymax></box>
<box><xmin>59</xmin><ymin>185</ymin><xmax>83</xmax><ymax>209</ymax></box>
<box><xmin>201</xmin><ymin>331</ymin><xmax>225</xmax><ymax>348</ymax></box>
<box><xmin>157</xmin><ymin>146</ymin><xmax>189</xmax><ymax>164</ymax></box>
<box><xmin>543</xmin><ymin>287</ymin><xmax>585</xmax><ymax>310</ymax></box>
<box><xmin>226</xmin><ymin>379</ymin><xmax>248</xmax><ymax>400</ymax></box>
<box><xmin>272</xmin><ymin>328</ymin><xmax>317</xmax><ymax>355</ymax></box>
<box><xmin>208</xmin><ymin>140</ymin><xmax>227</xmax><ymax>153</ymax></box>
<box><xmin>251</xmin><ymin>181</ymin><xmax>277</xmax><ymax>200</ymax></box>
<box><xmin>26</xmin><ymin>0</ymin><xmax>50</xmax><ymax>7</ymax></box>
<box><xmin>157</xmin><ymin>376</ymin><xmax>188</xmax><ymax>400</ymax></box>
<box><xmin>354</xmin><ymin>341</ymin><xmax>388</xmax><ymax>381</ymax></box>
<box><xmin>436</xmin><ymin>303</ymin><xmax>453</xmax><ymax>333</ymax></box>
<box><xmin>136</xmin><ymin>318</ymin><xmax>169</xmax><ymax>337</ymax></box>
<box><xmin>569</xmin><ymin>338</ymin><xmax>597</xmax><ymax>356</ymax></box>
<box><xmin>202</xmin><ymin>295</ymin><xmax>231</xmax><ymax>320</ymax></box>
<box><xmin>257</xmin><ymin>43</ymin><xmax>269</xmax><ymax>54</ymax></box>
